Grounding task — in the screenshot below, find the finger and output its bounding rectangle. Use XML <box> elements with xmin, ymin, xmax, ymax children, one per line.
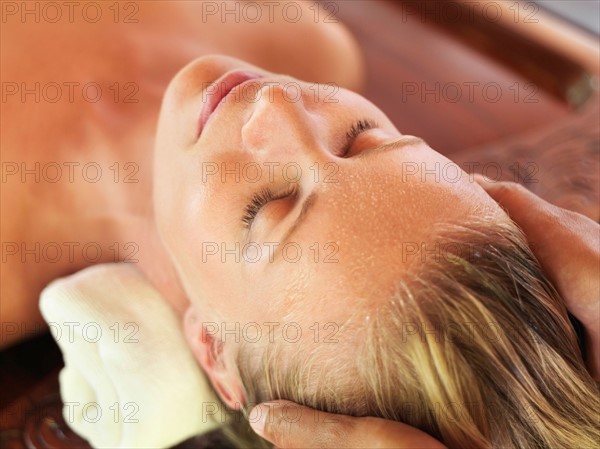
<box><xmin>473</xmin><ymin>175</ymin><xmax>571</xmax><ymax>270</ymax></box>
<box><xmin>473</xmin><ymin>174</ymin><xmax>564</xmax><ymax>233</ymax></box>
<box><xmin>473</xmin><ymin>174</ymin><xmax>600</xmax><ymax>236</ymax></box>
<box><xmin>474</xmin><ymin>175</ymin><xmax>599</xmax><ymax>292</ymax></box>
<box><xmin>474</xmin><ymin>175</ymin><xmax>600</xmax><ymax>374</ymax></box>
<box><xmin>249</xmin><ymin>400</ymin><xmax>447</xmax><ymax>449</ymax></box>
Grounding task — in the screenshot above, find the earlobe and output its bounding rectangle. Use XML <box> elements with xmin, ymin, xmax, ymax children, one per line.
<box><xmin>182</xmin><ymin>306</ymin><xmax>246</xmax><ymax>410</ymax></box>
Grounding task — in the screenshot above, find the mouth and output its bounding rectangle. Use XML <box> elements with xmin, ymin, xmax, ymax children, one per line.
<box><xmin>197</xmin><ymin>70</ymin><xmax>263</xmax><ymax>139</ymax></box>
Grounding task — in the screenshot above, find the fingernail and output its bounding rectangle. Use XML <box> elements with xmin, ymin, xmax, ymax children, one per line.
<box><xmin>249</xmin><ymin>404</ymin><xmax>268</xmax><ymax>437</ymax></box>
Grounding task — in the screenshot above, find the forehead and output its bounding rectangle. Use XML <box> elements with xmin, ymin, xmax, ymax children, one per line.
<box><xmin>251</xmin><ymin>153</ymin><xmax>483</xmax><ymax>309</ymax></box>
<box><xmin>308</xmin><ymin>146</ymin><xmax>479</xmax><ymax>236</ymax></box>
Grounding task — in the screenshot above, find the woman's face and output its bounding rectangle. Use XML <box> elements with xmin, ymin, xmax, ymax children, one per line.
<box><xmin>154</xmin><ymin>55</ymin><xmax>499</xmax><ymax>330</ymax></box>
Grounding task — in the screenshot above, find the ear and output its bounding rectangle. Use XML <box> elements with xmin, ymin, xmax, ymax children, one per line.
<box><xmin>183</xmin><ymin>306</ymin><xmax>246</xmax><ymax>410</ymax></box>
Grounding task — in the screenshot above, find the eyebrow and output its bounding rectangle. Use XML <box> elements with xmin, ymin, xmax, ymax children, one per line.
<box><xmin>355</xmin><ymin>135</ymin><xmax>425</xmax><ymax>160</ymax></box>
<box><xmin>273</xmin><ymin>136</ymin><xmax>424</xmax><ymax>257</ymax></box>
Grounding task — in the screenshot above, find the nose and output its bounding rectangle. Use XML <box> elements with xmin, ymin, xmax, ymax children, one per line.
<box><xmin>241</xmin><ymin>82</ymin><xmax>324</xmax><ymax>162</ymax></box>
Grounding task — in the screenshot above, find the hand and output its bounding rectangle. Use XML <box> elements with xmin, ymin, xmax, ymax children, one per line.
<box><xmin>475</xmin><ymin>175</ymin><xmax>600</xmax><ymax>379</ymax></box>
<box><xmin>249</xmin><ymin>400</ymin><xmax>447</xmax><ymax>449</ymax></box>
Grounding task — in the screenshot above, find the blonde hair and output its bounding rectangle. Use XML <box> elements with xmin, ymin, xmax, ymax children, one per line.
<box><xmin>229</xmin><ymin>216</ymin><xmax>600</xmax><ymax>448</ymax></box>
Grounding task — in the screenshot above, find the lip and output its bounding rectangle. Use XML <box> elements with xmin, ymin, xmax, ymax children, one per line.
<box><xmin>197</xmin><ymin>70</ymin><xmax>263</xmax><ymax>138</ymax></box>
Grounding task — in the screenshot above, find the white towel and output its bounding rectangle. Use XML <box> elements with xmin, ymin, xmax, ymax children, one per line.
<box><xmin>39</xmin><ymin>263</ymin><xmax>221</xmax><ymax>448</ymax></box>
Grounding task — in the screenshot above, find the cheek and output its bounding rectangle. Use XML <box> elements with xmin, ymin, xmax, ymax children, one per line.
<box><xmin>178</xmin><ymin>257</ymin><xmax>235</xmax><ymax>318</ymax></box>
<box><xmin>154</xmin><ymin>166</ymin><xmax>193</xmax><ymax>245</ymax></box>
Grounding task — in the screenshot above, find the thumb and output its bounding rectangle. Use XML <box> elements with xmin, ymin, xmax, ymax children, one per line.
<box><xmin>473</xmin><ymin>174</ymin><xmax>562</xmax><ymax>231</ymax></box>
<box><xmin>474</xmin><ymin>174</ymin><xmax>600</xmax><ymax>378</ymax></box>
<box><xmin>473</xmin><ymin>174</ymin><xmax>599</xmax><ymax>300</ymax></box>
<box><xmin>249</xmin><ymin>400</ymin><xmax>447</xmax><ymax>449</ymax></box>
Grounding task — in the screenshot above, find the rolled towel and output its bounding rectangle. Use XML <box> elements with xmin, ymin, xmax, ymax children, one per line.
<box><xmin>39</xmin><ymin>263</ymin><xmax>221</xmax><ymax>448</ymax></box>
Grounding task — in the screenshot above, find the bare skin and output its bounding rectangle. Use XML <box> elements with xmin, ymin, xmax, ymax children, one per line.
<box><xmin>251</xmin><ymin>180</ymin><xmax>600</xmax><ymax>449</ymax></box>
<box><xmin>3</xmin><ymin>4</ymin><xmax>597</xmax><ymax>448</ymax></box>
<box><xmin>0</xmin><ymin>0</ymin><xmax>365</xmax><ymax>349</ymax></box>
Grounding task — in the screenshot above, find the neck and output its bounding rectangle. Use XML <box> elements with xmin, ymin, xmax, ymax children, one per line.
<box><xmin>112</xmin><ymin>212</ymin><xmax>191</xmax><ymax>317</ymax></box>
<box><xmin>103</xmin><ymin>115</ymin><xmax>191</xmax><ymax>318</ymax></box>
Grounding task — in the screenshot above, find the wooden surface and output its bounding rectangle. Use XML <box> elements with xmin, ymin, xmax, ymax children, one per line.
<box><xmin>1</xmin><ymin>1</ymin><xmax>599</xmax><ymax>448</ymax></box>
<box><xmin>330</xmin><ymin>0</ymin><xmax>598</xmax><ymax>154</ymax></box>
<box><xmin>0</xmin><ymin>338</ymin><xmax>232</xmax><ymax>449</ymax></box>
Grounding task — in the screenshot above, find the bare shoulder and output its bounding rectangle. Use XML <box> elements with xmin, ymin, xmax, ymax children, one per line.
<box><xmin>168</xmin><ymin>0</ymin><xmax>366</xmax><ymax>92</ymax></box>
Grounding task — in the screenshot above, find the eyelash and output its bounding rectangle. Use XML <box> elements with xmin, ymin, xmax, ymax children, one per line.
<box><xmin>242</xmin><ymin>184</ymin><xmax>298</xmax><ymax>229</ymax></box>
<box><xmin>241</xmin><ymin>118</ymin><xmax>377</xmax><ymax>228</ymax></box>
<box><xmin>340</xmin><ymin>118</ymin><xmax>377</xmax><ymax>157</ymax></box>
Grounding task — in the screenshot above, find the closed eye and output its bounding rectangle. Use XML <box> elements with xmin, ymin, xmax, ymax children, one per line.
<box><xmin>338</xmin><ymin>118</ymin><xmax>378</xmax><ymax>157</ymax></box>
<box><xmin>241</xmin><ymin>184</ymin><xmax>298</xmax><ymax>229</ymax></box>
<box><xmin>240</xmin><ymin>118</ymin><xmax>377</xmax><ymax>229</ymax></box>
